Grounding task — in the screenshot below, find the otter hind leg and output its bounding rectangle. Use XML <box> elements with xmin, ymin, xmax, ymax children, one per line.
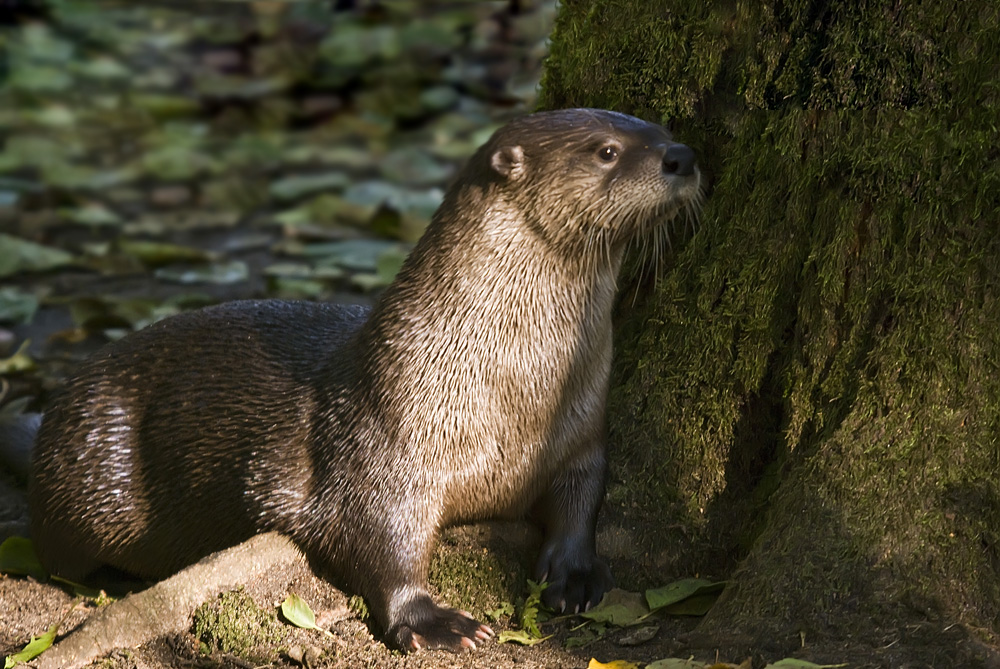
<box><xmin>387</xmin><ymin>590</ymin><xmax>494</xmax><ymax>652</ymax></box>
<box><xmin>306</xmin><ymin>506</ymin><xmax>494</xmax><ymax>652</ymax></box>
<box><xmin>533</xmin><ymin>445</ymin><xmax>614</xmax><ymax>613</ymax></box>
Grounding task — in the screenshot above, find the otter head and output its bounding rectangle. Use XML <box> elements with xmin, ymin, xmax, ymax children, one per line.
<box><xmin>482</xmin><ymin>108</ymin><xmax>702</xmax><ymax>265</ymax></box>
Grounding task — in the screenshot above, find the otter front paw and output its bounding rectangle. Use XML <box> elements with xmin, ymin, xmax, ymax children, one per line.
<box><xmin>535</xmin><ymin>544</ymin><xmax>613</xmax><ymax>614</ymax></box>
<box><xmin>389</xmin><ymin>594</ymin><xmax>494</xmax><ymax>652</ymax></box>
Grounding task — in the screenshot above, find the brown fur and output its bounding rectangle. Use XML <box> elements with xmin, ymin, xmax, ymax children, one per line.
<box><xmin>28</xmin><ymin>108</ymin><xmax>701</xmax><ymax>651</ymax></box>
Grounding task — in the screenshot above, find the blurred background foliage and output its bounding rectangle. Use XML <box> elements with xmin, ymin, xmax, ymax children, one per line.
<box><xmin>0</xmin><ymin>0</ymin><xmax>555</xmax><ymax>407</ymax></box>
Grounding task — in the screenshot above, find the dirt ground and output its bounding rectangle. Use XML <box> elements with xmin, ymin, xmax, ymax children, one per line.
<box><xmin>5</xmin><ymin>468</ymin><xmax>999</xmax><ymax>668</ymax></box>
<box><xmin>2</xmin><ymin>461</ymin><xmax>718</xmax><ymax>669</ymax></box>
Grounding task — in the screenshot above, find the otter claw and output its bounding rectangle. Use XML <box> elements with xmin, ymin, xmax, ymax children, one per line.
<box><xmin>391</xmin><ymin>595</ymin><xmax>493</xmax><ymax>652</ymax></box>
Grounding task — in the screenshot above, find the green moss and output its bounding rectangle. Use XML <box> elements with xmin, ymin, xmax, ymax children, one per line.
<box><xmin>428</xmin><ymin>528</ymin><xmax>526</xmax><ymax>620</ymax></box>
<box><xmin>542</xmin><ymin>0</ymin><xmax>1000</xmax><ymax>650</ymax></box>
<box><xmin>192</xmin><ymin>588</ymin><xmax>285</xmax><ymax>660</ymax></box>
<box><xmin>348</xmin><ymin>594</ymin><xmax>369</xmax><ymax>621</ymax></box>
<box><xmin>95</xmin><ymin>650</ymin><xmax>135</xmax><ymax>669</ymax></box>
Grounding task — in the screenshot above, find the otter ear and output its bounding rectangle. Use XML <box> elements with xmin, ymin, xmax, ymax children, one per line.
<box><xmin>490</xmin><ymin>145</ymin><xmax>526</xmax><ymax>180</ymax></box>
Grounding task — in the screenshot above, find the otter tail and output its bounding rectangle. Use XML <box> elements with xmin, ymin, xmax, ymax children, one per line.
<box><xmin>0</xmin><ymin>412</ymin><xmax>40</xmax><ymax>484</ymax></box>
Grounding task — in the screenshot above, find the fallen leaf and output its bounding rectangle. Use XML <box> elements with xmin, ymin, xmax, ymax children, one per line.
<box><xmin>497</xmin><ymin>630</ymin><xmax>551</xmax><ymax>646</ymax></box>
<box><xmin>280</xmin><ymin>593</ymin><xmax>333</xmax><ymax>637</ymax></box>
<box><xmin>0</xmin><ymin>340</ymin><xmax>35</xmax><ymax>374</ymax></box>
<box><xmin>270</xmin><ymin>171</ymin><xmax>351</xmax><ymax>201</ymax></box>
<box><xmin>645</xmin><ymin>578</ymin><xmax>725</xmax><ymax>612</ymax></box>
<box><xmin>4</xmin><ymin>624</ymin><xmax>57</xmax><ymax>668</ymax></box>
<box><xmin>117</xmin><ymin>239</ymin><xmax>215</xmax><ymax>267</ymax></box>
<box><xmin>660</xmin><ymin>592</ymin><xmax>722</xmax><ymax>616</ymax></box>
<box><xmin>154</xmin><ymin>261</ymin><xmax>248</xmax><ymax>285</ymax></box>
<box><xmin>0</xmin><ymin>537</ymin><xmax>47</xmax><ymax>580</ymax></box>
<box><xmin>647</xmin><ymin>659</ymin><xmax>708</xmax><ymax>669</ymax></box>
<box><xmin>587</xmin><ymin>659</ymin><xmax>639</xmax><ymax>669</ymax></box>
<box><xmin>580</xmin><ymin>589</ymin><xmax>650</xmax><ymax>626</ymax></box>
<box><xmin>617</xmin><ymin>624</ymin><xmax>658</xmax><ymax>646</ymax></box>
<box><xmin>764</xmin><ymin>660</ymin><xmax>847</xmax><ymax>668</ymax></box>
<box><xmin>61</xmin><ymin>203</ymin><xmax>122</xmax><ymax>227</ymax></box>
<box><xmin>0</xmin><ymin>234</ymin><xmax>74</xmax><ymax>277</ymax></box>
<box><xmin>0</xmin><ymin>287</ymin><xmax>39</xmax><ymax>325</ymax></box>
<box><xmin>484</xmin><ymin>602</ymin><xmax>515</xmax><ymax>621</ymax></box>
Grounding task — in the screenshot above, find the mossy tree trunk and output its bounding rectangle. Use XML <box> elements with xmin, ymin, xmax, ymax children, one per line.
<box><xmin>541</xmin><ymin>0</ymin><xmax>999</xmax><ymax>662</ymax></box>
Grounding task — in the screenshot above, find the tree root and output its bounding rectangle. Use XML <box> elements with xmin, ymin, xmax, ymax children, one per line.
<box><xmin>35</xmin><ymin>532</ymin><xmax>304</xmax><ymax>669</ymax></box>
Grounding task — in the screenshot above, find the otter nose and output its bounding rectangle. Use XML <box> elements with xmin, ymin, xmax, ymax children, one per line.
<box><xmin>663</xmin><ymin>143</ymin><xmax>696</xmax><ymax>177</ymax></box>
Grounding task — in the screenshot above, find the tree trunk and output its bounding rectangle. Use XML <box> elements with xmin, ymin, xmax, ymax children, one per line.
<box><xmin>541</xmin><ymin>0</ymin><xmax>1000</xmax><ymax>664</ymax></box>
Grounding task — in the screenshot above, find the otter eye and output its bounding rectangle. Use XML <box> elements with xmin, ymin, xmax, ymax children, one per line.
<box><xmin>597</xmin><ymin>145</ymin><xmax>619</xmax><ymax>163</ymax></box>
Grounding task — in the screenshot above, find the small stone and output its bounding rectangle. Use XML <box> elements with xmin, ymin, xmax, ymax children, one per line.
<box><xmin>304</xmin><ymin>645</ymin><xmax>323</xmax><ymax>665</ymax></box>
<box><xmin>286</xmin><ymin>644</ymin><xmax>304</xmax><ymax>664</ymax></box>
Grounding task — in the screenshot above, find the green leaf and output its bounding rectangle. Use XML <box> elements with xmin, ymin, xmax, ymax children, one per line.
<box><xmin>659</xmin><ymin>593</ymin><xmax>720</xmax><ymax>616</ymax></box>
<box><xmin>565</xmin><ymin>621</ymin><xmax>606</xmax><ymax>648</ymax></box>
<box><xmin>484</xmin><ymin>601</ymin><xmax>514</xmax><ymax>621</ymax></box>
<box><xmin>263</xmin><ymin>263</ymin><xmax>343</xmax><ymax>280</ymax></box>
<box><xmin>74</xmin><ymin>55</ymin><xmax>130</xmax><ymax>79</ymax></box>
<box><xmin>520</xmin><ymin>579</ymin><xmax>548</xmax><ymax>638</ymax></box>
<box><xmin>68</xmin><ymin>296</ymin><xmax>174</xmax><ymax>332</ymax></box>
<box><xmin>341</xmin><ymin>181</ymin><xmax>443</xmax><ymax>223</ymax></box>
<box><xmin>646</xmin><ymin>659</ymin><xmax>709</xmax><ymax>669</ymax></box>
<box><xmin>61</xmin><ymin>203</ymin><xmax>122</xmax><ymax>227</ymax></box>
<box><xmin>0</xmin><ymin>287</ymin><xmax>39</xmax><ymax>325</ymax></box>
<box><xmin>418</xmin><ymin>85</ymin><xmax>460</xmax><ymax>114</ymax></box>
<box><xmin>378</xmin><ymin>147</ymin><xmax>453</xmax><ymax>186</ymax></box>
<box><xmin>8</xmin><ymin>63</ymin><xmax>73</xmax><ymax>92</ymax></box>
<box><xmin>280</xmin><ymin>593</ymin><xmax>332</xmax><ymax>637</ymax></box>
<box><xmin>267</xmin><ymin>277</ymin><xmax>327</xmax><ymax>299</ymax></box>
<box><xmin>272</xmin><ymin>193</ymin><xmax>375</xmax><ymax>227</ymax></box>
<box><xmin>319</xmin><ymin>22</ymin><xmax>399</xmax><ymax>68</ymax></box>
<box><xmin>117</xmin><ymin>240</ymin><xmax>215</xmax><ymax>267</ymax></box>
<box><xmin>0</xmin><ymin>234</ymin><xmax>74</xmax><ymax>278</ymax></box>
<box><xmin>4</xmin><ymin>623</ymin><xmax>57</xmax><ymax>667</ymax></box>
<box><xmin>49</xmin><ymin>575</ymin><xmax>108</xmax><ymax>601</ymax></box>
<box><xmin>269</xmin><ymin>172</ymin><xmax>351</xmax><ymax>201</ymax></box>
<box><xmin>309</xmin><ymin>240</ymin><xmax>408</xmax><ymax>273</ymax></box>
<box><xmin>497</xmin><ymin>629</ymin><xmax>551</xmax><ymax>646</ymax></box>
<box><xmin>29</xmin><ymin>105</ymin><xmax>76</xmax><ymax>128</ymax></box>
<box><xmin>280</xmin><ymin>592</ymin><xmax>320</xmax><ymax>630</ymax></box>
<box><xmin>154</xmin><ymin>261</ymin><xmax>248</xmax><ymax>285</ymax></box>
<box><xmin>645</xmin><ymin>578</ymin><xmax>725</xmax><ymax>612</ymax></box>
<box><xmin>0</xmin><ymin>537</ymin><xmax>47</xmax><ymax>580</ymax></box>
<box><xmin>764</xmin><ymin>660</ymin><xmax>847</xmax><ymax>668</ymax></box>
<box><xmin>579</xmin><ymin>589</ymin><xmax>650</xmax><ymax>626</ymax></box>
<box><xmin>18</xmin><ymin>23</ymin><xmax>74</xmax><ymax>61</ymax></box>
<box><xmin>129</xmin><ymin>94</ymin><xmax>201</xmax><ymax>119</ymax></box>
<box><xmin>0</xmin><ymin>341</ymin><xmax>36</xmax><ymax>374</ymax></box>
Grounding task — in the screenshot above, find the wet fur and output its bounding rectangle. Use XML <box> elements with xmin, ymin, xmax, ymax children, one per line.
<box><xmin>27</xmin><ymin>109</ymin><xmax>701</xmax><ymax>651</ymax></box>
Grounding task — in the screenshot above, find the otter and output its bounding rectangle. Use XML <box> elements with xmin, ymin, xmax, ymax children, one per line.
<box><xmin>25</xmin><ymin>108</ymin><xmax>700</xmax><ymax>652</ymax></box>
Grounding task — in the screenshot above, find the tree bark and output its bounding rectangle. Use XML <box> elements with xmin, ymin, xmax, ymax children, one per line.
<box><xmin>541</xmin><ymin>0</ymin><xmax>1000</xmax><ymax>663</ymax></box>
